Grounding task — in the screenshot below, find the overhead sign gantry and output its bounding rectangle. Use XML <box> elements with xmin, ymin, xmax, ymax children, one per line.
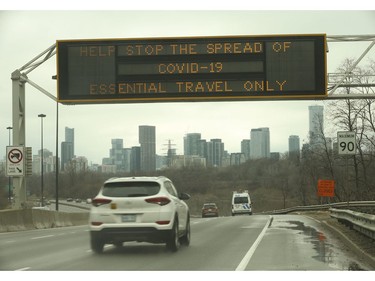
<box><xmin>56</xmin><ymin>34</ymin><xmax>327</xmax><ymax>103</ymax></box>
<box><xmin>10</xmin><ymin>34</ymin><xmax>375</xmax><ymax>209</ymax></box>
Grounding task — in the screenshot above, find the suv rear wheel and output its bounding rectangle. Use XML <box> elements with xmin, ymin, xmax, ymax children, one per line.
<box><xmin>166</xmin><ymin>218</ymin><xmax>180</xmax><ymax>252</ymax></box>
<box><xmin>180</xmin><ymin>216</ymin><xmax>190</xmax><ymax>246</ymax></box>
<box><xmin>91</xmin><ymin>235</ymin><xmax>105</xmax><ymax>254</ymax></box>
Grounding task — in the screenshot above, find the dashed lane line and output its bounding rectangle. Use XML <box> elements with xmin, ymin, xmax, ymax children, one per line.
<box><xmin>235</xmin><ymin>215</ymin><xmax>272</xmax><ymax>271</ymax></box>
<box><xmin>30</xmin><ymin>235</ymin><xmax>54</xmax><ymax>240</ymax></box>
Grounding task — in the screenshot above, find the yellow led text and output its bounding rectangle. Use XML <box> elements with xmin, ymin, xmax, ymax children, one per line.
<box><xmin>243</xmin><ymin>80</ymin><xmax>287</xmax><ymax>91</ymax></box>
<box><xmin>125</xmin><ymin>45</ymin><xmax>164</xmax><ymax>56</ymax></box>
<box><xmin>80</xmin><ymin>46</ymin><xmax>115</xmax><ymax>56</ymax></box>
<box><xmin>206</xmin><ymin>42</ymin><xmax>263</xmax><ymax>54</ymax></box>
<box><xmin>272</xmin><ymin>42</ymin><xmax>292</xmax><ymax>52</ymax></box>
<box><xmin>176</xmin><ymin>81</ymin><xmax>232</xmax><ymax>93</ymax></box>
<box><xmin>169</xmin><ymin>44</ymin><xmax>197</xmax><ymax>55</ymax></box>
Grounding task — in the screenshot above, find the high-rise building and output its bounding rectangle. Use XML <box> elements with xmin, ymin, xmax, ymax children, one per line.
<box><xmin>70</xmin><ymin>156</ymin><xmax>88</xmax><ymax>173</ymax></box>
<box><xmin>65</xmin><ymin>127</ymin><xmax>74</xmax><ymax>155</ymax></box>
<box><xmin>207</xmin><ymin>138</ymin><xmax>224</xmax><ymax>167</ymax></box>
<box><xmin>33</xmin><ymin>149</ymin><xmax>56</xmax><ymax>174</ymax></box>
<box><xmin>164</xmin><ymin>139</ymin><xmax>176</xmax><ymax>168</ymax></box>
<box><xmin>123</xmin><ymin>148</ymin><xmax>132</xmax><ymax>173</ymax></box>
<box><xmin>250</xmin><ymin>128</ymin><xmax>270</xmax><ymax>159</ymax></box>
<box><xmin>198</xmin><ymin>139</ymin><xmax>207</xmax><ymax>159</ymax></box>
<box><xmin>241</xmin><ymin>139</ymin><xmax>251</xmax><ymax>160</ymax></box>
<box><xmin>61</xmin><ymin>142</ymin><xmax>73</xmax><ymax>171</ymax></box>
<box><xmin>288</xmin><ymin>135</ymin><xmax>300</xmax><ymax>162</ymax></box>
<box><xmin>230</xmin><ymin>153</ymin><xmax>246</xmax><ymax>166</ymax></box>
<box><xmin>308</xmin><ymin>105</ymin><xmax>324</xmax><ymax>144</ymax></box>
<box><xmin>110</xmin><ymin>139</ymin><xmax>125</xmax><ymax>172</ymax></box>
<box><xmin>288</xmin><ymin>135</ymin><xmax>300</xmax><ymax>153</ymax></box>
<box><xmin>61</xmin><ymin>127</ymin><xmax>74</xmax><ymax>171</ymax></box>
<box><xmin>184</xmin><ymin>133</ymin><xmax>201</xmax><ymax>156</ymax></box>
<box><xmin>139</xmin><ymin>125</ymin><xmax>156</xmax><ymax>172</ymax></box>
<box><xmin>130</xmin><ymin>146</ymin><xmax>141</xmax><ymax>173</ymax></box>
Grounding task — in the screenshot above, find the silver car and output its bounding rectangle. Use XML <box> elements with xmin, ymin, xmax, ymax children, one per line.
<box><xmin>89</xmin><ymin>176</ymin><xmax>191</xmax><ymax>253</ymax></box>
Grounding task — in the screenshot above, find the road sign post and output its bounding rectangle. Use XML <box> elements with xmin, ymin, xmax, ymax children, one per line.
<box><xmin>337</xmin><ymin>131</ymin><xmax>356</xmax><ymax>155</ymax></box>
<box><xmin>337</xmin><ymin>131</ymin><xmax>356</xmax><ymax>204</ymax></box>
<box><xmin>6</xmin><ymin>146</ymin><xmax>25</xmax><ymax>177</ymax></box>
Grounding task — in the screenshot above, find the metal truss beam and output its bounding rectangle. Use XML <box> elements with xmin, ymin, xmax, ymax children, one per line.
<box><xmin>327</xmin><ymin>35</ymin><xmax>375</xmax><ymax>98</ymax></box>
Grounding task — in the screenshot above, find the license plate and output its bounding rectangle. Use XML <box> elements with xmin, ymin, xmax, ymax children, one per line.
<box><xmin>122</xmin><ymin>214</ymin><xmax>136</xmax><ymax>222</ymax></box>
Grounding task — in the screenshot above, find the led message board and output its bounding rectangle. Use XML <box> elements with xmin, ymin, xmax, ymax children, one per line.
<box><xmin>56</xmin><ymin>34</ymin><xmax>327</xmax><ymax>104</ymax></box>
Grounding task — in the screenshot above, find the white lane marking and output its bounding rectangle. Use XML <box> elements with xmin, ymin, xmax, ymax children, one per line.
<box><xmin>191</xmin><ymin>220</ymin><xmax>203</xmax><ymax>225</ymax></box>
<box><xmin>31</xmin><ymin>235</ymin><xmax>54</xmax><ymax>240</ymax></box>
<box><xmin>4</xmin><ymin>240</ymin><xmax>16</xmax><ymax>244</ymax></box>
<box><xmin>236</xmin><ymin>215</ymin><xmax>272</xmax><ymax>271</ymax></box>
<box><xmin>15</xmin><ymin>267</ymin><xmax>30</xmax><ymax>271</ymax></box>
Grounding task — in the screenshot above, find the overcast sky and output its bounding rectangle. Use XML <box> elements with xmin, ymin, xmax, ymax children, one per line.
<box><xmin>0</xmin><ymin>7</ymin><xmax>374</xmax><ymax>165</ymax></box>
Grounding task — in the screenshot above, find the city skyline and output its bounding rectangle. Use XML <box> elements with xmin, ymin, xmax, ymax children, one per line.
<box><xmin>1</xmin><ymin>119</ymin><xmax>308</xmax><ymax>168</ymax></box>
<box><xmin>0</xmin><ymin>103</ymin><xmax>328</xmax><ymax>173</ymax></box>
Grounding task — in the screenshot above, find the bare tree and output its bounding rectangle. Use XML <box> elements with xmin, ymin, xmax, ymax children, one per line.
<box><xmin>327</xmin><ymin>59</ymin><xmax>375</xmax><ymax>200</ymax></box>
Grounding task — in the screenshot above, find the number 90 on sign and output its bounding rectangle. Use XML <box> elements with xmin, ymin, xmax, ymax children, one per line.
<box><xmin>339</xmin><ymin>141</ymin><xmax>355</xmax><ymax>153</ymax></box>
<box><xmin>337</xmin><ymin>131</ymin><xmax>356</xmax><ymax>155</ymax></box>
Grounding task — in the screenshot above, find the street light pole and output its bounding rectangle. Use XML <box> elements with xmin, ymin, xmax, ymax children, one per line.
<box><xmin>38</xmin><ymin>114</ymin><xmax>46</xmax><ymax>207</ymax></box>
<box><xmin>6</xmin><ymin>126</ymin><xmax>12</xmax><ymax>202</ymax></box>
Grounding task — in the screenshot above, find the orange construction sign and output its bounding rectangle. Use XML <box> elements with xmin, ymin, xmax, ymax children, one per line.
<box><xmin>317</xmin><ymin>180</ymin><xmax>335</xmax><ymax>197</ymax></box>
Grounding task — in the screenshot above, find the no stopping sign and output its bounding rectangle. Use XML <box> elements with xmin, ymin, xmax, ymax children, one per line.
<box><xmin>6</xmin><ymin>146</ymin><xmax>25</xmax><ymax>176</ymax></box>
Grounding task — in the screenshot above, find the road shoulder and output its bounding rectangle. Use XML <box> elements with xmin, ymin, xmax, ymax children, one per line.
<box><xmin>299</xmin><ymin>210</ymin><xmax>375</xmax><ymax>270</ymax></box>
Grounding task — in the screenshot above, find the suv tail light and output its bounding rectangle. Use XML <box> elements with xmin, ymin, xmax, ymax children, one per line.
<box><xmin>145</xmin><ymin>197</ymin><xmax>171</xmax><ymax>206</ymax></box>
<box><xmin>92</xmin><ymin>198</ymin><xmax>112</xmax><ymax>207</ymax></box>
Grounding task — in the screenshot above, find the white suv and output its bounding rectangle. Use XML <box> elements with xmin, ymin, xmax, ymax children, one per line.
<box><xmin>89</xmin><ymin>176</ymin><xmax>191</xmax><ymax>253</ymax></box>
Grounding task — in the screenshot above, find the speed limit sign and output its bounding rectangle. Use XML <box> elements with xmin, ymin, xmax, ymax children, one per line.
<box><xmin>337</xmin><ymin>131</ymin><xmax>356</xmax><ymax>155</ymax></box>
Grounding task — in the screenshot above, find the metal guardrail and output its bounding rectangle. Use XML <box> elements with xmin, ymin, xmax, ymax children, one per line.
<box><xmin>262</xmin><ymin>201</ymin><xmax>375</xmax><ymax>241</ymax></box>
<box><xmin>262</xmin><ymin>201</ymin><xmax>375</xmax><ymax>215</ymax></box>
<box><xmin>330</xmin><ymin>208</ymin><xmax>375</xmax><ymax>240</ymax></box>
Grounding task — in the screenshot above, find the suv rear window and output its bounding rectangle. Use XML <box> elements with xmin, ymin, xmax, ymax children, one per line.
<box><xmin>102</xmin><ymin>181</ymin><xmax>160</xmax><ymax>197</ymax></box>
<box><xmin>234</xmin><ymin>197</ymin><xmax>249</xmax><ymax>204</ymax></box>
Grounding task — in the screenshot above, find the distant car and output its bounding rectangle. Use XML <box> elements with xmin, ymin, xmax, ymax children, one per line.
<box><xmin>201</xmin><ymin>203</ymin><xmax>219</xmax><ymax>218</ymax></box>
<box><xmin>66</xmin><ymin>198</ymin><xmax>73</xmax><ymax>202</ymax></box>
<box><xmin>86</xmin><ymin>198</ymin><xmax>92</xmax><ymax>204</ymax></box>
<box><xmin>75</xmin><ymin>198</ymin><xmax>82</xmax><ymax>203</ymax></box>
<box><xmin>89</xmin><ymin>176</ymin><xmax>191</xmax><ymax>253</ymax></box>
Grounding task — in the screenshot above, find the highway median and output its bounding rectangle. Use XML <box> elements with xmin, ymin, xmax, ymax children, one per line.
<box><xmin>0</xmin><ymin>209</ymin><xmax>89</xmax><ymax>232</ymax></box>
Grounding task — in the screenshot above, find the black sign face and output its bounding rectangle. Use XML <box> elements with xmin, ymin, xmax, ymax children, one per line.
<box><xmin>56</xmin><ymin>34</ymin><xmax>327</xmax><ymax>104</ymax></box>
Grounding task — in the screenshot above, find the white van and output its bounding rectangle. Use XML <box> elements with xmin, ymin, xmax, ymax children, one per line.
<box><xmin>231</xmin><ymin>190</ymin><xmax>252</xmax><ymax>216</ymax></box>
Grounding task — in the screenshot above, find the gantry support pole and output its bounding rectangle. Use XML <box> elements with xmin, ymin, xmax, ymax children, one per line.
<box><xmin>11</xmin><ymin>70</ymin><xmax>27</xmax><ymax>209</ymax></box>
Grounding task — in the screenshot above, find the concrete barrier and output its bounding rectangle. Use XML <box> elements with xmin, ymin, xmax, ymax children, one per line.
<box><xmin>0</xmin><ymin>209</ymin><xmax>89</xmax><ymax>232</ymax></box>
<box><xmin>0</xmin><ymin>209</ymin><xmax>33</xmax><ymax>232</ymax></box>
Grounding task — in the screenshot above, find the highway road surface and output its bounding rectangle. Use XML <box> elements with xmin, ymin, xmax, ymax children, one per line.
<box><xmin>0</xmin><ymin>214</ymin><xmax>372</xmax><ymax>271</ymax></box>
